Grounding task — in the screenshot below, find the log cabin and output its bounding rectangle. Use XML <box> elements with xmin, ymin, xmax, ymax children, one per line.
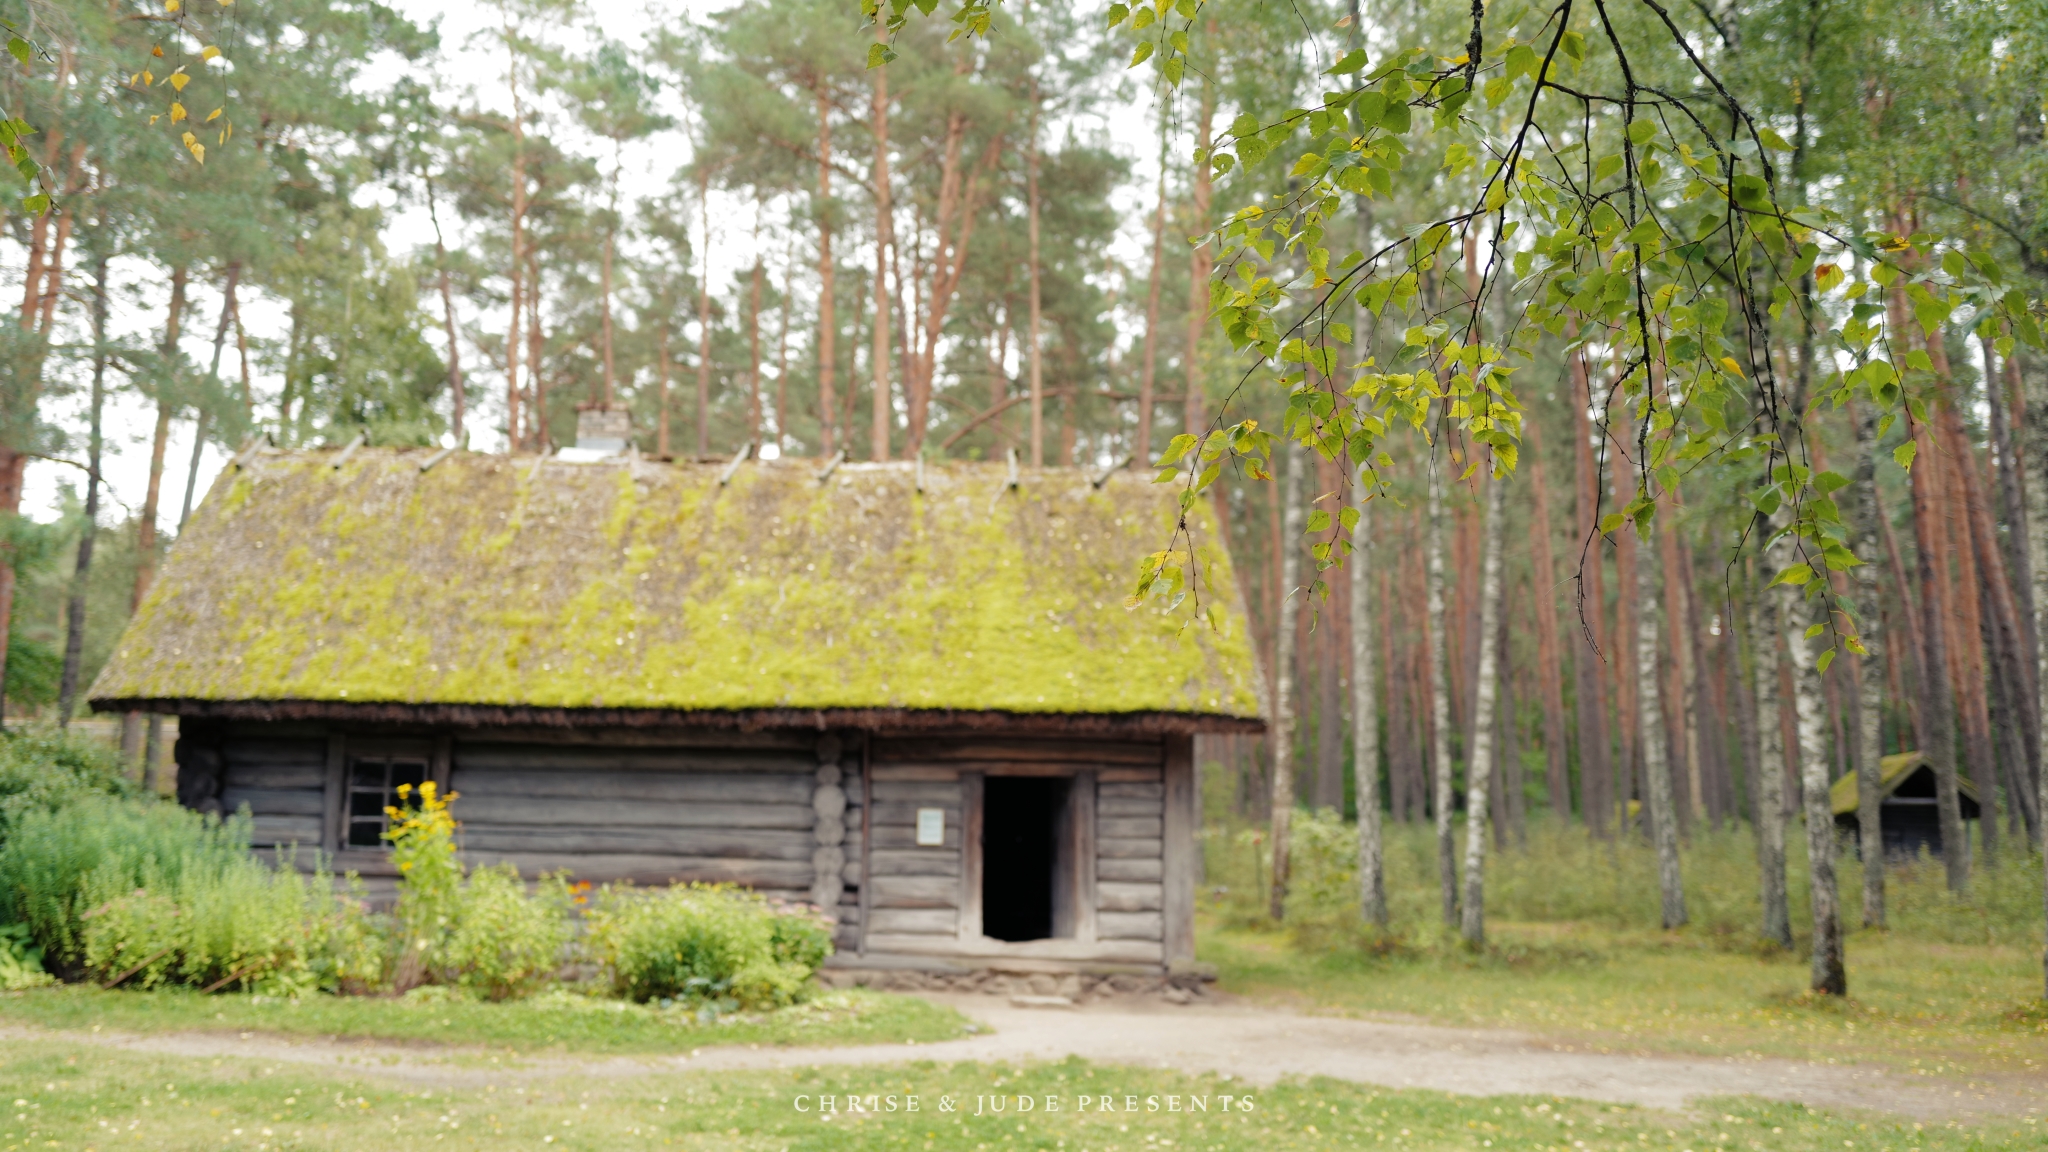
<box><xmin>88</xmin><ymin>447</ymin><xmax>1263</xmax><ymax>977</ymax></box>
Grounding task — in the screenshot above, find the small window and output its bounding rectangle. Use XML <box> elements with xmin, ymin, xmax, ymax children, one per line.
<box><xmin>345</xmin><ymin>753</ymin><xmax>430</xmax><ymax>848</ymax></box>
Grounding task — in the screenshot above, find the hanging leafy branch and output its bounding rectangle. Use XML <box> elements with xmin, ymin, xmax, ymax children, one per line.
<box><xmin>124</xmin><ymin>0</ymin><xmax>242</xmax><ymax>164</ymax></box>
<box><xmin>864</xmin><ymin>0</ymin><xmax>2046</xmax><ymax>660</ymax></box>
<box><xmin>3</xmin><ymin>19</ymin><xmax>56</xmax><ymax>213</ymax></box>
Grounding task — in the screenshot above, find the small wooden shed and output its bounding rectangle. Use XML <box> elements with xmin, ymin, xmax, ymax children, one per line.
<box><xmin>88</xmin><ymin>449</ymin><xmax>1262</xmax><ymax>975</ymax></box>
<box><xmin>1830</xmin><ymin>751</ymin><xmax>1981</xmax><ymax>859</ymax></box>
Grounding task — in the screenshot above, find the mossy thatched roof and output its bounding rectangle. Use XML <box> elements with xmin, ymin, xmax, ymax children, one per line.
<box><xmin>88</xmin><ymin>450</ymin><xmax>1262</xmax><ymax>732</ymax></box>
<box><xmin>1829</xmin><ymin>751</ymin><xmax>1979</xmax><ymax>817</ymax></box>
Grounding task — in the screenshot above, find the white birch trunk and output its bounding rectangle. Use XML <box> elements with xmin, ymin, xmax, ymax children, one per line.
<box><xmin>1460</xmin><ymin>466</ymin><xmax>1508</xmax><ymax>944</ymax></box>
<box><xmin>1850</xmin><ymin>401</ymin><xmax>1888</xmax><ymax>927</ymax></box>
<box><xmin>2025</xmin><ymin>374</ymin><xmax>2048</xmax><ymax>997</ymax></box>
<box><xmin>1426</xmin><ymin>453</ymin><xmax>1457</xmax><ymax>926</ymax></box>
<box><xmin>1637</xmin><ymin>520</ymin><xmax>1687</xmax><ymax>929</ymax></box>
<box><xmin>1774</xmin><ymin>534</ymin><xmax>1847</xmax><ymax>994</ymax></box>
<box><xmin>1268</xmin><ymin>442</ymin><xmax>1305</xmax><ymax>921</ymax></box>
<box><xmin>1751</xmin><ymin>577</ymin><xmax>1793</xmax><ymax>948</ymax></box>
<box><xmin>1351</xmin><ymin>470</ymin><xmax>1386</xmax><ymax>927</ymax></box>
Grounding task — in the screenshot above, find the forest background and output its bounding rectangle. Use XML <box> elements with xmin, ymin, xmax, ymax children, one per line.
<box><xmin>3</xmin><ymin>0</ymin><xmax>2047</xmax><ymax>964</ymax></box>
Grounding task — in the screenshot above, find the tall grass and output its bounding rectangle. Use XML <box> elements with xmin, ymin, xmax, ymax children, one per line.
<box><xmin>1207</xmin><ymin>808</ymin><xmax>2046</xmax><ymax>952</ymax></box>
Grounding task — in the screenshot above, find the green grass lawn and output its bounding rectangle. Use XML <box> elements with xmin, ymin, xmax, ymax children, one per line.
<box><xmin>0</xmin><ymin>985</ymin><xmax>975</xmax><ymax>1056</ymax></box>
<box><xmin>6</xmin><ymin>1033</ymin><xmax>2036</xmax><ymax>1152</ymax></box>
<box><xmin>1203</xmin><ymin>915</ymin><xmax>2048</xmax><ymax>1078</ymax></box>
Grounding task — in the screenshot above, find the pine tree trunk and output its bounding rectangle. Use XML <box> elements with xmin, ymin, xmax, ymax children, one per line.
<box><xmin>1775</xmin><ymin>529</ymin><xmax>1847</xmax><ymax>994</ymax></box>
<box><xmin>1984</xmin><ymin>334</ymin><xmax>2036</xmax><ymax>688</ymax></box>
<box><xmin>58</xmin><ymin>249</ymin><xmax>110</xmax><ymax>727</ymax></box>
<box><xmin>656</xmin><ymin>325</ymin><xmax>671</xmax><ymax>459</ymax></box>
<box><xmin>601</xmin><ymin>158</ymin><xmax>620</xmax><ymax>409</ymax></box>
<box><xmin>1023</xmin><ymin>71</ymin><xmax>1043</xmax><ymax>469</ymax></box>
<box><xmin>1427</xmin><ymin>454</ymin><xmax>1458</xmax><ymax>925</ymax></box>
<box><xmin>1269</xmin><ymin>443</ymin><xmax>1305</xmax><ymax>921</ymax></box>
<box><xmin>1136</xmin><ymin>107</ymin><xmax>1167</xmax><ymax>465</ymax></box>
<box><xmin>1940</xmin><ymin>423</ymin><xmax>2002</xmax><ymax>859</ymax></box>
<box><xmin>506</xmin><ymin>48</ymin><xmax>527</xmax><ymax>451</ymax></box>
<box><xmin>697</xmin><ymin>169</ymin><xmax>715</xmax><ymax>459</ymax></box>
<box><xmin>1751</xmin><ymin>561</ymin><xmax>1793</xmax><ymax>948</ymax></box>
<box><xmin>2021</xmin><ymin>346</ymin><xmax>2048</xmax><ymax>996</ymax></box>
<box><xmin>747</xmin><ymin>254</ymin><xmax>765</xmax><ymax>445</ymax></box>
<box><xmin>1183</xmin><ymin>73</ymin><xmax>1215</xmax><ymax>438</ymax></box>
<box><xmin>1638</xmin><ymin>509</ymin><xmax>1686</xmax><ymax>930</ymax></box>
<box><xmin>1849</xmin><ymin>398</ymin><xmax>1888</xmax><ymax>926</ymax></box>
<box><xmin>125</xmin><ymin>267</ymin><xmax>188</xmax><ymax>769</ymax></box>
<box><xmin>1460</xmin><ymin>464</ymin><xmax>1507</xmax><ymax>945</ymax></box>
<box><xmin>871</xmin><ymin>31</ymin><xmax>895</xmax><ymax>462</ymax></box>
<box><xmin>815</xmin><ymin>90</ymin><xmax>837</xmax><ymax>456</ymax></box>
<box><xmin>179</xmin><ymin>263</ymin><xmax>241</xmax><ymax>532</ymax></box>
<box><xmin>1352</xmin><ymin>472</ymin><xmax>1386</xmax><ymax>925</ymax></box>
<box><xmin>1523</xmin><ymin>414</ymin><xmax>1572</xmax><ymax>822</ymax></box>
<box><xmin>427</xmin><ymin>175</ymin><xmax>464</xmax><ymax>444</ymax></box>
<box><xmin>1659</xmin><ymin>505</ymin><xmax>1702</xmax><ymax>830</ymax></box>
<box><xmin>1910</xmin><ymin>409</ymin><xmax>1971</xmax><ymax>890</ymax></box>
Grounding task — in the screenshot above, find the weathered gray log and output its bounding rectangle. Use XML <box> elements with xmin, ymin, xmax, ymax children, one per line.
<box><xmin>248</xmin><ymin>815</ymin><xmax>323</xmax><ymax>846</ymax></box>
<box><xmin>1098</xmin><ymin>817</ymin><xmax>1163</xmax><ymax>839</ymax></box>
<box><xmin>1097</xmin><ymin>911</ymin><xmax>1165</xmax><ymax>941</ymax></box>
<box><xmin>453</xmin><ymin>744</ymin><xmax>814</xmax><ymax>773</ymax></box>
<box><xmin>870</xmin><ymin>738</ymin><xmax>1163</xmax><ymax>766</ymax></box>
<box><xmin>223</xmin><ymin>740</ymin><xmax>328</xmax><ymax>769</ymax></box>
<box><xmin>870</xmin><ymin>875</ymin><xmax>960</xmax><ymax>909</ymax></box>
<box><xmin>868</xmin><ymin>908</ymin><xmax>959</xmax><ymax>936</ymax></box>
<box><xmin>1095</xmin><ymin>858</ymin><xmax>1164</xmax><ymax>882</ymax></box>
<box><xmin>447</xmin><ymin>768</ymin><xmax>810</xmax><ymax>804</ymax></box>
<box><xmin>456</xmin><ymin>826</ymin><xmax>812</xmax><ymax>858</ymax></box>
<box><xmin>1097</xmin><ymin>797</ymin><xmax>1164</xmax><ymax>819</ymax></box>
<box><xmin>1097</xmin><ymin>837</ymin><xmax>1163</xmax><ymax>859</ymax></box>
<box><xmin>1098</xmin><ymin>782</ymin><xmax>1165</xmax><ymax>800</ymax></box>
<box><xmin>221</xmin><ymin>764</ymin><xmax>328</xmax><ymax>791</ymax></box>
<box><xmin>220</xmin><ymin>787</ymin><xmax>325</xmax><ymax>817</ymax></box>
<box><xmin>449</xmin><ymin>795</ymin><xmax>812</xmax><ymax>830</ymax></box>
<box><xmin>869</xmin><ymin>849</ymin><xmax>962</xmax><ymax>876</ymax></box>
<box><xmin>868</xmin><ymin>780</ymin><xmax>966</xmax><ymax>804</ymax></box>
<box><xmin>1162</xmin><ymin>733</ymin><xmax>1197</xmax><ymax>964</ymax></box>
<box><xmin>1097</xmin><ymin>881</ymin><xmax>1164</xmax><ymax>912</ymax></box>
<box><xmin>461</xmin><ymin>851</ymin><xmax>813</xmax><ymax>888</ymax></box>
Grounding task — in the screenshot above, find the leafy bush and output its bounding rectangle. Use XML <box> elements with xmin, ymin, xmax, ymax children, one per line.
<box><xmin>0</xmin><ymin>792</ymin><xmax>380</xmax><ymax>992</ymax></box>
<box><xmin>586</xmin><ymin>884</ymin><xmax>834</xmax><ymax>1009</ymax></box>
<box><xmin>384</xmin><ymin>781</ymin><xmax>461</xmax><ymax>990</ymax></box>
<box><xmin>0</xmin><ymin>728</ymin><xmax>133</xmax><ymax>838</ymax></box>
<box><xmin>440</xmin><ymin>865</ymin><xmax>571</xmax><ymax>1000</ymax></box>
<box><xmin>0</xmin><ymin>921</ymin><xmax>53</xmax><ymax>989</ymax></box>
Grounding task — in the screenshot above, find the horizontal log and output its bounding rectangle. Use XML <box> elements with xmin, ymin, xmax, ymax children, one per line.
<box><xmin>869</xmin><ymin>849</ymin><xmax>962</xmax><ymax>877</ymax></box>
<box><xmin>1099</xmin><ymin>817</ymin><xmax>1163</xmax><ymax>839</ymax></box>
<box><xmin>249</xmin><ymin>815</ymin><xmax>322</xmax><ymax>846</ymax></box>
<box><xmin>869</xmin><ymin>780</ymin><xmax>965</xmax><ymax>804</ymax></box>
<box><xmin>221</xmin><ymin>787</ymin><xmax>325</xmax><ymax>817</ymax></box>
<box><xmin>1098</xmin><ymin>797</ymin><xmax>1164</xmax><ymax>819</ymax></box>
<box><xmin>223</xmin><ymin>740</ymin><xmax>327</xmax><ymax>770</ymax></box>
<box><xmin>842</xmin><ymin>860</ymin><xmax>862</xmax><ymax>884</ymax></box>
<box><xmin>868</xmin><ymin>908</ymin><xmax>959</xmax><ymax>936</ymax></box>
<box><xmin>461</xmin><ymin>852</ymin><xmax>815</xmax><ymax>888</ymax></box>
<box><xmin>1098</xmin><ymin>911</ymin><xmax>1164</xmax><ymax>941</ymax></box>
<box><xmin>457</xmin><ymin>825</ymin><xmax>814</xmax><ymax>859</ymax></box>
<box><xmin>459</xmin><ymin>727</ymin><xmax>818</xmax><ymax>750</ymax></box>
<box><xmin>870</xmin><ymin>802</ymin><xmax>959</xmax><ymax>827</ymax></box>
<box><xmin>454</xmin><ymin>744</ymin><xmax>814</xmax><ymax>773</ymax></box>
<box><xmin>448</xmin><ymin>768</ymin><xmax>811</xmax><ymax>805</ymax></box>
<box><xmin>1098</xmin><ymin>837</ymin><xmax>1163</xmax><ymax>859</ymax></box>
<box><xmin>1097</xmin><ymin>881</ymin><xmax>1163</xmax><ymax>912</ymax></box>
<box><xmin>863</xmin><ymin>933</ymin><xmax>1164</xmax><ymax>966</ymax></box>
<box><xmin>869</xmin><ymin>764</ymin><xmax>962</xmax><ymax>782</ymax></box>
<box><xmin>1096</xmin><ymin>858</ymin><xmax>1163</xmax><ymax>882</ymax></box>
<box><xmin>1099</xmin><ymin>767</ymin><xmax>1163</xmax><ymax>783</ymax></box>
<box><xmin>452</xmin><ymin>795</ymin><xmax>813</xmax><ymax>830</ymax></box>
<box><xmin>872</xmin><ymin>738</ymin><xmax>1162</xmax><ymax>766</ymax></box>
<box><xmin>1099</xmin><ymin>782</ymin><xmax>1164</xmax><ymax>800</ymax></box>
<box><xmin>222</xmin><ymin>764</ymin><xmax>327</xmax><ymax>791</ymax></box>
<box><xmin>870</xmin><ymin>826</ymin><xmax>962</xmax><ymax>850</ymax></box>
<box><xmin>871</xmin><ymin>875</ymin><xmax>960</xmax><ymax>910</ymax></box>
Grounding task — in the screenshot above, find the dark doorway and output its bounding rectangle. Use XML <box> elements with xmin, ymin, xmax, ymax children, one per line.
<box><xmin>982</xmin><ymin>777</ymin><xmax>1069</xmax><ymax>942</ymax></box>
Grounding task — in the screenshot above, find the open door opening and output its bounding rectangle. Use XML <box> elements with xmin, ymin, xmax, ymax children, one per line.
<box><xmin>982</xmin><ymin>776</ymin><xmax>1071</xmax><ymax>942</ymax></box>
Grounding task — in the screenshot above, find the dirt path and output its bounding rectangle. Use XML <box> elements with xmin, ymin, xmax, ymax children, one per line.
<box><xmin>10</xmin><ymin>995</ymin><xmax>2039</xmax><ymax>1123</ymax></box>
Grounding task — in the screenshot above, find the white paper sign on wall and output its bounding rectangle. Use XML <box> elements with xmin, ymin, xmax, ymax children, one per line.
<box><xmin>915</xmin><ymin>807</ymin><xmax>945</xmax><ymax>847</ymax></box>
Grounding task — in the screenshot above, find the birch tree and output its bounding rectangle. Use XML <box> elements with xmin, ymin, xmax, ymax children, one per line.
<box><xmin>1459</xmin><ymin>453</ymin><xmax>1507</xmax><ymax>945</ymax></box>
<box><xmin>1426</xmin><ymin>454</ymin><xmax>1456</xmax><ymax>926</ymax></box>
<box><xmin>1268</xmin><ymin>441</ymin><xmax>1305</xmax><ymax>921</ymax></box>
<box><xmin>1351</xmin><ymin>469</ymin><xmax>1385</xmax><ymax>927</ymax></box>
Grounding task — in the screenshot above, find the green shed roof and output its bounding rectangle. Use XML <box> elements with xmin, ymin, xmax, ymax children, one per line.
<box><xmin>1829</xmin><ymin>751</ymin><xmax>1980</xmax><ymax>817</ymax></box>
<box><xmin>88</xmin><ymin>450</ymin><xmax>1263</xmax><ymax>732</ymax></box>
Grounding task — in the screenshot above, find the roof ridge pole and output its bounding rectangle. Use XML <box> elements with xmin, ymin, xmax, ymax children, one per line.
<box><xmin>814</xmin><ymin>449</ymin><xmax>847</xmax><ymax>485</ymax></box>
<box><xmin>718</xmin><ymin>441</ymin><xmax>755</xmax><ymax>486</ymax></box>
<box><xmin>1090</xmin><ymin>453</ymin><xmax>1134</xmax><ymax>490</ymax></box>
<box><xmin>331</xmin><ymin>432</ymin><xmax>367</xmax><ymax>471</ymax></box>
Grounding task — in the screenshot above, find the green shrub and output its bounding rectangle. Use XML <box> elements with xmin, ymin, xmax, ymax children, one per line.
<box><xmin>586</xmin><ymin>884</ymin><xmax>833</xmax><ymax>1009</ymax></box>
<box><xmin>0</xmin><ymin>792</ymin><xmax>381</xmax><ymax>992</ymax></box>
<box><xmin>0</xmin><ymin>921</ymin><xmax>53</xmax><ymax>990</ymax></box>
<box><xmin>440</xmin><ymin>865</ymin><xmax>571</xmax><ymax>1000</ymax></box>
<box><xmin>0</xmin><ymin>728</ymin><xmax>133</xmax><ymax>838</ymax></box>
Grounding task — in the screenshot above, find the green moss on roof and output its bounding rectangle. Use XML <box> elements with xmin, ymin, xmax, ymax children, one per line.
<box><xmin>89</xmin><ymin>451</ymin><xmax>1261</xmax><ymax>720</ymax></box>
<box><xmin>1829</xmin><ymin>751</ymin><xmax>1980</xmax><ymax>817</ymax></box>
